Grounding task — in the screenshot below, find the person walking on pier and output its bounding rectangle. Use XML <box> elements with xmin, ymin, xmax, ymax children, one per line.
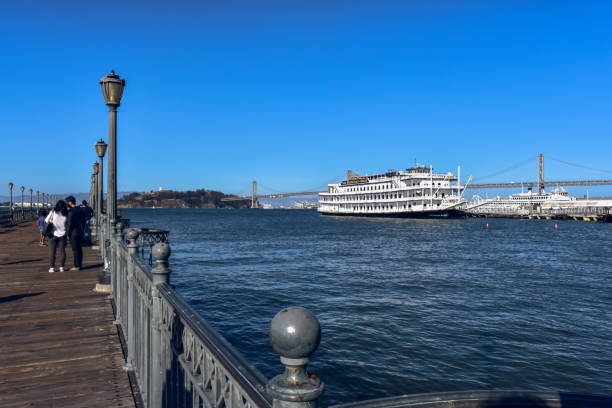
<box><xmin>80</xmin><ymin>200</ymin><xmax>93</xmax><ymax>244</ymax></box>
<box><xmin>45</xmin><ymin>201</ymin><xmax>68</xmax><ymax>273</ymax></box>
<box><xmin>65</xmin><ymin>196</ymin><xmax>85</xmax><ymax>271</ymax></box>
<box><xmin>37</xmin><ymin>210</ymin><xmax>47</xmax><ymax>246</ymax></box>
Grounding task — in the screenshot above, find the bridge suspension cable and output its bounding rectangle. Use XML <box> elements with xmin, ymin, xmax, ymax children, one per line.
<box><xmin>474</xmin><ymin>156</ymin><xmax>535</xmax><ymax>182</ymax></box>
<box><xmin>546</xmin><ymin>156</ymin><xmax>612</xmax><ymax>174</ymax></box>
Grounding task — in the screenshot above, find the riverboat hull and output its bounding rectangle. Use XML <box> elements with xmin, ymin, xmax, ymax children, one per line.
<box><xmin>318</xmin><ymin>209</ymin><xmax>466</xmax><ymax>218</ymax></box>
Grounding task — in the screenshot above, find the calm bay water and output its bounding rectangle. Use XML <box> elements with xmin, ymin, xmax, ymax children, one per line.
<box><xmin>123</xmin><ymin>208</ymin><xmax>612</xmax><ymax>405</ymax></box>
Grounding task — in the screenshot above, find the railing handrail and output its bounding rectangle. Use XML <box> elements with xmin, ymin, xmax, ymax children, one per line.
<box><xmin>330</xmin><ymin>390</ymin><xmax>612</xmax><ymax>408</ymax></box>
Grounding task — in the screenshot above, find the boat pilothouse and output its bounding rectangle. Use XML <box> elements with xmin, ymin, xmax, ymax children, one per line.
<box><xmin>318</xmin><ymin>164</ymin><xmax>468</xmax><ymax>217</ymax></box>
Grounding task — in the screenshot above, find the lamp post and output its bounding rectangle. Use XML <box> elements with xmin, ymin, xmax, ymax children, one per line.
<box><xmin>20</xmin><ymin>186</ymin><xmax>24</xmax><ymax>219</ymax></box>
<box><xmin>92</xmin><ymin>163</ymin><xmax>99</xmax><ymax>215</ymax></box>
<box><xmin>99</xmin><ymin>70</ymin><xmax>125</xmax><ymax>226</ymax></box>
<box><xmin>95</xmin><ymin>139</ymin><xmax>107</xmax><ymax>223</ymax></box>
<box><xmin>29</xmin><ymin>188</ymin><xmax>33</xmax><ymax>215</ymax></box>
<box><xmin>8</xmin><ymin>183</ymin><xmax>13</xmax><ymax>218</ymax></box>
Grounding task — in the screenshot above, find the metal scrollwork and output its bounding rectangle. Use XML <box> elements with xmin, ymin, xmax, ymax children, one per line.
<box><xmin>160</xmin><ymin>297</ymin><xmax>175</xmax><ymax>332</ymax></box>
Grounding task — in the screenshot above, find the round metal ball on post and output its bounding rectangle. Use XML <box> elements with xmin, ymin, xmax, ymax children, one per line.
<box><xmin>99</xmin><ymin>71</ymin><xmax>125</xmax><ymax>229</ymax></box>
<box><xmin>266</xmin><ymin>307</ymin><xmax>325</xmax><ymax>408</ymax></box>
<box><xmin>151</xmin><ymin>243</ymin><xmax>172</xmax><ymax>285</ymax></box>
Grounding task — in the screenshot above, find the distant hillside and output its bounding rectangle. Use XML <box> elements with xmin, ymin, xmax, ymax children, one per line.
<box><xmin>117</xmin><ymin>189</ymin><xmax>251</xmax><ymax>209</ymax></box>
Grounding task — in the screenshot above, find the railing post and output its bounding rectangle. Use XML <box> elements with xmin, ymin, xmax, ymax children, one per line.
<box><xmin>266</xmin><ymin>307</ymin><xmax>325</xmax><ymax>408</ymax></box>
<box><xmin>123</xmin><ymin>228</ymin><xmax>140</xmax><ymax>371</ymax></box>
<box><xmin>113</xmin><ymin>220</ymin><xmax>124</xmax><ymax>322</ymax></box>
<box><xmin>151</xmin><ymin>242</ymin><xmax>171</xmax><ymax>408</ymax></box>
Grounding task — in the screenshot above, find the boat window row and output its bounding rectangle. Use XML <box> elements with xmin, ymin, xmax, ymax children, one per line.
<box><xmin>335</xmin><ymin>181</ymin><xmax>449</xmax><ymax>194</ymax></box>
<box><xmin>320</xmin><ymin>192</ymin><xmax>449</xmax><ymax>202</ymax></box>
<box><xmin>320</xmin><ymin>201</ymin><xmax>443</xmax><ymax>212</ymax></box>
<box><xmin>341</xmin><ymin>183</ymin><xmax>392</xmax><ymax>192</ymax></box>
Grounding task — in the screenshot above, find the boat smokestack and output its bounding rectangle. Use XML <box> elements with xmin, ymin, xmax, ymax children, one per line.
<box><xmin>347</xmin><ymin>170</ymin><xmax>352</xmax><ymax>180</ymax></box>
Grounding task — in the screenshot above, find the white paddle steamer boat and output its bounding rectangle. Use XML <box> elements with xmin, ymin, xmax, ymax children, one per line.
<box><xmin>318</xmin><ymin>164</ymin><xmax>467</xmax><ymax>218</ymax></box>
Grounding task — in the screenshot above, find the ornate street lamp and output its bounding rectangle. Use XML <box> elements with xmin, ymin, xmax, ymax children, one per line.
<box><xmin>36</xmin><ymin>190</ymin><xmax>40</xmax><ymax>215</ymax></box>
<box><xmin>29</xmin><ymin>188</ymin><xmax>33</xmax><ymax>213</ymax></box>
<box><xmin>92</xmin><ymin>162</ymin><xmax>99</xmax><ymax>216</ymax></box>
<box><xmin>95</xmin><ymin>139</ymin><xmax>107</xmax><ymax>219</ymax></box>
<box><xmin>8</xmin><ymin>182</ymin><xmax>13</xmax><ymax>215</ymax></box>
<box><xmin>20</xmin><ymin>186</ymin><xmax>24</xmax><ymax>218</ymax></box>
<box><xmin>99</xmin><ymin>70</ymin><xmax>125</xmax><ymax>225</ymax></box>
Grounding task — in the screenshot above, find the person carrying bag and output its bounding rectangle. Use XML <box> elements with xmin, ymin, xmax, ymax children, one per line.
<box><xmin>45</xmin><ymin>200</ymin><xmax>68</xmax><ymax>273</ymax></box>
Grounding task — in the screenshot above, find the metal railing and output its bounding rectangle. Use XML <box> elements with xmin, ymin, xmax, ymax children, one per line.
<box><xmin>0</xmin><ymin>205</ymin><xmax>44</xmax><ymax>226</ymax></box>
<box><xmin>97</xmin><ymin>214</ymin><xmax>612</xmax><ymax>408</ymax></box>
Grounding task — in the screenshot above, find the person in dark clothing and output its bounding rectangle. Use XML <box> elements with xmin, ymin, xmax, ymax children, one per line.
<box><xmin>65</xmin><ymin>196</ymin><xmax>85</xmax><ymax>271</ymax></box>
<box><xmin>80</xmin><ymin>200</ymin><xmax>94</xmax><ymax>244</ymax></box>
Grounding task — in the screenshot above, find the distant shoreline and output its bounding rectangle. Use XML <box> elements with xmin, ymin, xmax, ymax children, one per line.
<box><xmin>117</xmin><ymin>189</ymin><xmax>251</xmax><ymax>209</ymax></box>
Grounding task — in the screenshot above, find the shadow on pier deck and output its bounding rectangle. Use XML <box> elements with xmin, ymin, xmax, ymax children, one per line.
<box><xmin>0</xmin><ymin>222</ymin><xmax>137</xmax><ymax>407</ymax></box>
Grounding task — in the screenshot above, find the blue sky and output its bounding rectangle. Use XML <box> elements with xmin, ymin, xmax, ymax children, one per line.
<box><xmin>1</xmin><ymin>1</ymin><xmax>611</xmax><ymax>197</ymax></box>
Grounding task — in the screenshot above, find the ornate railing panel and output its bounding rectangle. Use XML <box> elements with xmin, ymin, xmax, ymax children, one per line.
<box><xmin>157</xmin><ymin>282</ymin><xmax>271</xmax><ymax>408</ymax></box>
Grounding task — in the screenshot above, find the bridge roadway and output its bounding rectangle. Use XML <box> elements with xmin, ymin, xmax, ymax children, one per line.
<box><xmin>221</xmin><ymin>179</ymin><xmax>612</xmax><ymax>200</ymax></box>
<box><xmin>0</xmin><ymin>221</ymin><xmax>138</xmax><ymax>407</ymax></box>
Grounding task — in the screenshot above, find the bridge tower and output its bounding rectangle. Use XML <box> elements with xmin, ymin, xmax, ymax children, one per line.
<box><xmin>537</xmin><ymin>153</ymin><xmax>544</xmax><ymax>194</ymax></box>
<box><xmin>252</xmin><ymin>181</ymin><xmax>258</xmax><ymax>209</ymax></box>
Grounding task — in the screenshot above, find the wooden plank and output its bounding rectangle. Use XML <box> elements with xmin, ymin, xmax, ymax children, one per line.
<box><xmin>0</xmin><ymin>221</ymin><xmax>136</xmax><ymax>407</ymax></box>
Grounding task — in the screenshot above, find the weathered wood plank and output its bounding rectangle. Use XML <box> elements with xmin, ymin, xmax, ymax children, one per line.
<box><xmin>0</xmin><ymin>221</ymin><xmax>136</xmax><ymax>407</ymax></box>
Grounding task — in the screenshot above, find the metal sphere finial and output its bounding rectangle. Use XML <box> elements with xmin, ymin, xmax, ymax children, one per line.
<box><xmin>125</xmin><ymin>228</ymin><xmax>140</xmax><ymax>241</ymax></box>
<box><xmin>267</xmin><ymin>307</ymin><xmax>324</xmax><ymax>406</ymax></box>
<box><xmin>152</xmin><ymin>243</ymin><xmax>171</xmax><ymax>282</ymax></box>
<box><xmin>152</xmin><ymin>243</ymin><xmax>171</xmax><ymax>263</ymax></box>
<box><xmin>270</xmin><ymin>307</ymin><xmax>321</xmax><ymax>365</ymax></box>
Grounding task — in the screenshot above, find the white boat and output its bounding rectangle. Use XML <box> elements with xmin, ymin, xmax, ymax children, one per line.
<box><xmin>318</xmin><ymin>165</ymin><xmax>467</xmax><ymax>218</ymax></box>
<box><xmin>466</xmin><ymin>186</ymin><xmax>574</xmax><ymax>216</ymax></box>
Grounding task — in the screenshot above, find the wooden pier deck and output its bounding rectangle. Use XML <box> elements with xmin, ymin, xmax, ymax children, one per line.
<box><xmin>0</xmin><ymin>221</ymin><xmax>136</xmax><ymax>407</ymax></box>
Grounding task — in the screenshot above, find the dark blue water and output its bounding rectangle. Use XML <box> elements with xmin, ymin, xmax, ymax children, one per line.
<box><xmin>123</xmin><ymin>209</ymin><xmax>612</xmax><ymax>405</ymax></box>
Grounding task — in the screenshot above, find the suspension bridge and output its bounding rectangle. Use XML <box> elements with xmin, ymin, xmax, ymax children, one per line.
<box><xmin>221</xmin><ymin>154</ymin><xmax>612</xmax><ymax>207</ymax></box>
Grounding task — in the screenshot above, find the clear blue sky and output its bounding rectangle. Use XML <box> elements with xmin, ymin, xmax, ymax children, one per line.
<box><xmin>1</xmin><ymin>1</ymin><xmax>611</xmax><ymax>197</ymax></box>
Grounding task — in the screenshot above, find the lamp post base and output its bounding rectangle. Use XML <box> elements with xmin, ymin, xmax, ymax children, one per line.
<box><xmin>93</xmin><ymin>268</ymin><xmax>111</xmax><ymax>294</ymax></box>
<box><xmin>94</xmin><ymin>283</ymin><xmax>111</xmax><ymax>294</ymax></box>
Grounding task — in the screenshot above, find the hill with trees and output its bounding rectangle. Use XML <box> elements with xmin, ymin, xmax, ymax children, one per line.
<box><xmin>118</xmin><ymin>189</ymin><xmax>251</xmax><ymax>209</ymax></box>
